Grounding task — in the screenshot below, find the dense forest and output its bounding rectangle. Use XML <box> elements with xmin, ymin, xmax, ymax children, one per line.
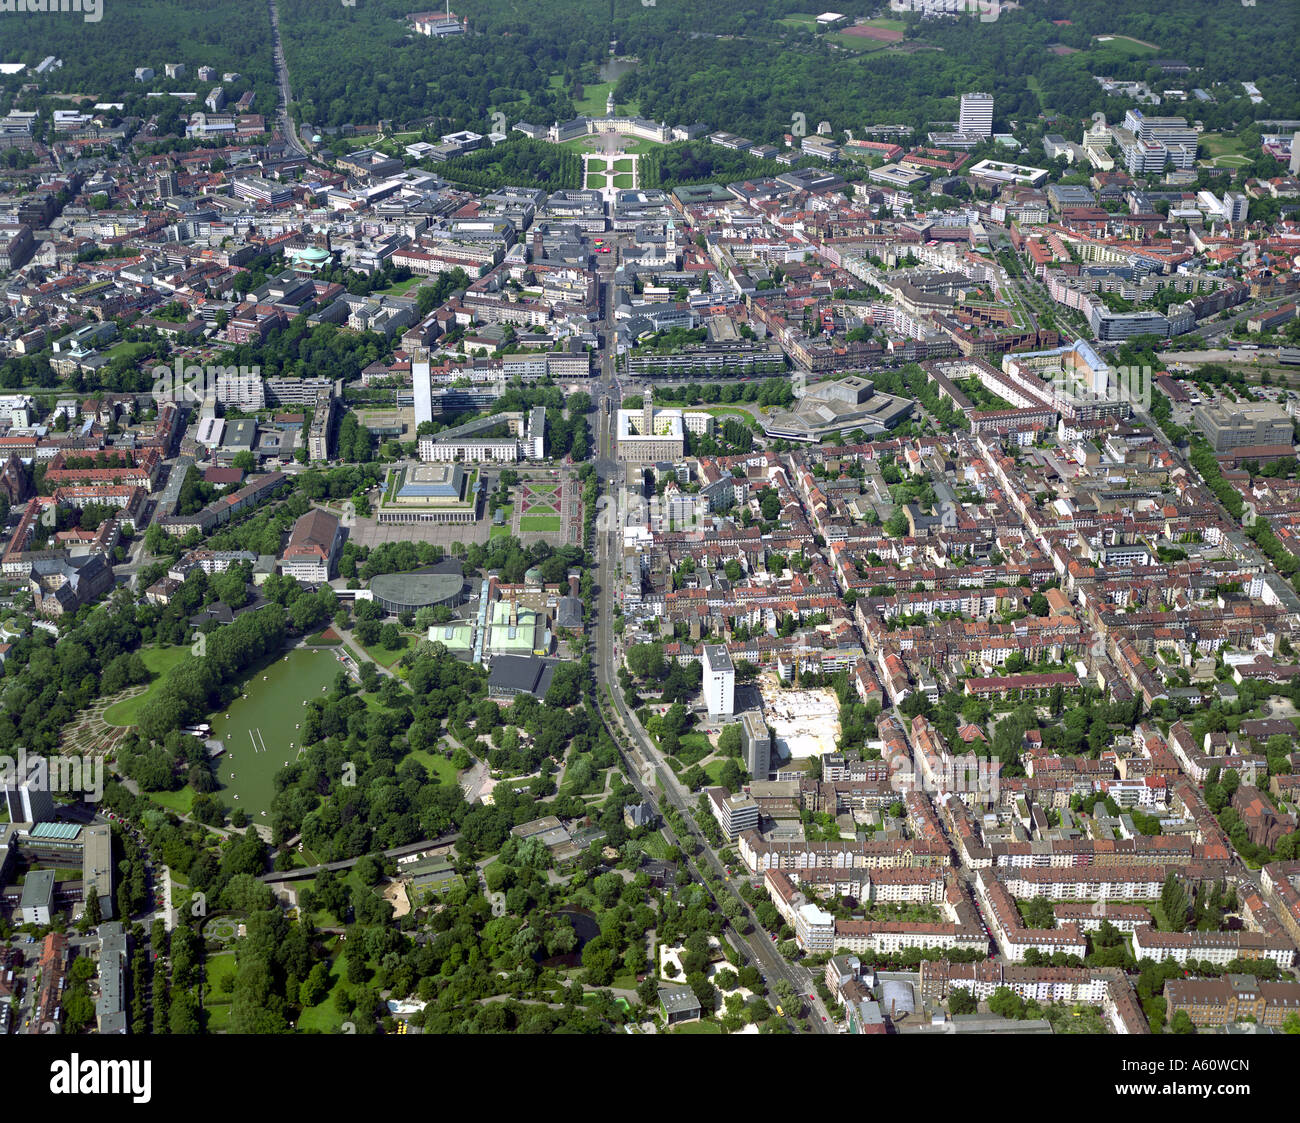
<box><xmin>4</xmin><ymin>0</ymin><xmax>1295</xmax><ymax>147</ymax></box>
<box><xmin>620</xmin><ymin>3</ymin><xmax>1299</xmax><ymax>143</ymax></box>
<box><xmin>639</xmin><ymin>143</ymin><xmax>799</xmax><ymax>190</ymax></box>
<box><xmin>278</xmin><ymin>0</ymin><xmax>609</xmax><ymax>131</ymax></box>
<box><xmin>0</xmin><ymin>0</ymin><xmax>275</xmax><ymax>98</ymax></box>
<box><xmin>437</xmin><ymin>140</ymin><xmax>582</xmax><ymax>191</ymax></box>
<box><xmin>273</xmin><ymin>0</ymin><xmax>1297</xmax><ymax>139</ymax></box>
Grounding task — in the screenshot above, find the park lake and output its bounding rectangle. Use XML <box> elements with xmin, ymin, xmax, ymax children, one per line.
<box><xmin>208</xmin><ymin>645</ymin><xmax>355</xmax><ymax>818</ymax></box>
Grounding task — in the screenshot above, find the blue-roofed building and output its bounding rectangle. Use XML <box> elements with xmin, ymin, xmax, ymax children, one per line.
<box><xmin>28</xmin><ymin>821</ymin><xmax>82</xmax><ymax>842</ymax></box>
<box><xmin>395</xmin><ymin>463</ymin><xmax>466</xmax><ymax>500</ymax></box>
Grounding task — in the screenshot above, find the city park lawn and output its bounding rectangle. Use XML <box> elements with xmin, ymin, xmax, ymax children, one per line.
<box><xmin>1200</xmin><ymin>132</ymin><xmax>1246</xmax><ymax>158</ymax></box>
<box><xmin>1090</xmin><ymin>33</ymin><xmax>1159</xmax><ymax>53</ymax></box>
<box><xmin>102</xmin><ymin>644</ymin><xmax>194</xmax><ymax>727</ymax></box>
<box><xmin>144</xmin><ymin>787</ymin><xmax>195</xmax><ymax>816</ymax></box>
<box><xmin>360</xmin><ymin>636</ymin><xmax>410</xmax><ymax>667</ymax></box>
<box><xmin>674</xmin><ymin>1020</ymin><xmax>722</xmax><ymax>1034</ymax></box>
<box><xmin>518</xmin><ymin>514</ymin><xmax>563</xmax><ymax>532</ymax></box>
<box><xmin>490</xmin><ymin>504</ymin><xmax>514</xmax><ymax>538</ymax></box>
<box><xmin>295</xmin><ymin>951</ymin><xmax>348</xmax><ymax>1033</ymax></box>
<box><xmin>202</xmin><ymin>951</ymin><xmax>238</xmax><ymax>1031</ymax></box>
<box><xmin>573</xmin><ymin>81</ymin><xmax>615</xmax><ymax>116</ymax></box>
<box><xmin>695</xmin><ymin>405</ymin><xmax>755</xmax><ymax>420</ymax></box>
<box><xmin>375</xmin><ymin>274</ymin><xmax>425</xmax><ymax>297</ymax></box>
<box><xmin>406</xmin><ymin>747</ymin><xmax>461</xmax><ymax>786</ymax></box>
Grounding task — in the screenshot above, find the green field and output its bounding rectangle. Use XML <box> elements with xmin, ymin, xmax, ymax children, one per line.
<box><xmin>1199</xmin><ymin>133</ymin><xmax>1245</xmax><ymax>158</ymax></box>
<box><xmin>203</xmin><ymin>950</ymin><xmax>238</xmax><ymax>1031</ymax></box>
<box><xmin>207</xmin><ymin>950</ymin><xmax>238</xmax><ymax>993</ymax></box>
<box><xmin>640</xmin><ymin>832</ymin><xmax>671</xmax><ymax>860</ymax></box>
<box><xmin>375</xmin><ymin>274</ymin><xmax>425</xmax><ymax>296</ymax></box>
<box><xmin>1091</xmin><ymin>34</ymin><xmax>1159</xmax><ymax>53</ymax></box>
<box><xmin>490</xmin><ymin>503</ymin><xmax>514</xmax><ymax>539</ymax></box>
<box><xmin>145</xmin><ymin>787</ymin><xmax>195</xmax><ymax>816</ymax></box>
<box><xmin>829</xmin><ymin>31</ymin><xmax>892</xmax><ymax>52</ymax></box>
<box><xmin>587</xmin><ymin>172</ymin><xmax>606</xmax><ymax>187</ymax></box>
<box><xmin>613</xmin><ymin>136</ymin><xmax>661</xmax><ymax>155</ymax></box>
<box><xmin>612</xmin><ymin>173</ymin><xmax>635</xmax><ymax>188</ymax></box>
<box><xmin>210</xmin><ymin>647</ymin><xmax>352</xmax><ymax>818</ymax></box>
<box><xmin>360</xmin><ymin>637</ymin><xmax>409</xmax><ymax>667</ymax></box>
<box><xmin>407</xmin><ymin>748</ymin><xmax>462</xmax><ymax>786</ymax></box>
<box><xmin>677</xmin><ymin>732</ymin><xmax>711</xmax><ymax>754</ymax></box>
<box><xmin>612</xmin><ymin>158</ymin><xmax>634</xmax><ymax>173</ymax></box>
<box><xmin>572</xmin><ymin>80</ymin><xmax>628</xmax><ymax>116</ymax></box>
<box><xmin>695</xmin><ymin>405</ymin><xmax>754</xmax><ymax>419</ymax></box>
<box><xmin>558</xmin><ymin>134</ymin><xmax>608</xmax><ymax>152</ymax></box>
<box><xmin>103</xmin><ymin>645</ymin><xmax>195</xmax><ymax>727</ymax></box>
<box><xmin>295</xmin><ymin>954</ymin><xmax>348</xmax><ymax>1033</ymax></box>
<box><xmin>674</xmin><ymin>1020</ymin><xmax>722</xmax><ymax>1034</ymax></box>
<box><xmin>519</xmin><ymin>514</ymin><xmax>563</xmax><ymax>532</ymax></box>
<box><xmin>1026</xmin><ymin>74</ymin><xmax>1049</xmax><ymax>114</ymax></box>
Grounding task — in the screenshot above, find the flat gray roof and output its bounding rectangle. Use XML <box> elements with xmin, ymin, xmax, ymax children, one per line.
<box><xmin>659</xmin><ymin>985</ymin><xmax>701</xmax><ymax>1013</ymax></box>
<box><xmin>19</xmin><ymin>867</ymin><xmax>56</xmax><ymax>907</ymax></box>
<box><xmin>704</xmin><ymin>644</ymin><xmax>734</xmax><ymax>671</ymax></box>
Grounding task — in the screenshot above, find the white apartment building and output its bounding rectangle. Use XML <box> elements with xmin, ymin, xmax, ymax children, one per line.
<box><xmin>708</xmin><ymin>787</ymin><xmax>759</xmax><ymax>840</ymax></box>
<box><xmin>215</xmin><ymin>370</ymin><xmax>266</xmax><ymax>411</ymax></box>
<box><xmin>1122</xmin><ymin>109</ymin><xmax>1198</xmax><ymax>169</ymax></box>
<box><xmin>702</xmin><ymin>643</ymin><xmax>735</xmax><ymax>719</ymax></box>
<box><xmin>958</xmin><ymin>92</ymin><xmax>994</xmax><ymax>139</ymax></box>
<box><xmin>0</xmin><ymin>394</ymin><xmax>36</xmax><ymax>423</ymax></box>
<box><xmin>1132</xmin><ymin>926</ymin><xmax>1295</xmax><ymax>969</ymax></box>
<box><xmin>417</xmin><ymin>437</ymin><xmax>520</xmax><ymax>463</ymax></box>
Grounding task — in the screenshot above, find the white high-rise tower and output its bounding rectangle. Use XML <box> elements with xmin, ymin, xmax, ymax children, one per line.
<box><xmin>959</xmin><ymin>92</ymin><xmax>994</xmax><ymax>139</ymax></box>
<box><xmin>703</xmin><ymin>644</ymin><xmax>735</xmax><ymax>720</ymax></box>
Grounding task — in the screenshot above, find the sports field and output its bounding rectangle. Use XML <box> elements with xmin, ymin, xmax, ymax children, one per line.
<box><xmin>1091</xmin><ymin>33</ymin><xmax>1159</xmax><ymax>52</ymax></box>
<box><xmin>209</xmin><ymin>647</ymin><xmax>355</xmax><ymax>818</ymax></box>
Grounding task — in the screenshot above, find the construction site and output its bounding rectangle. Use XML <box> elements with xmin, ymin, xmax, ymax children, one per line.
<box><xmin>757</xmin><ymin>673</ymin><xmax>842</xmax><ymax>763</ymax></box>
